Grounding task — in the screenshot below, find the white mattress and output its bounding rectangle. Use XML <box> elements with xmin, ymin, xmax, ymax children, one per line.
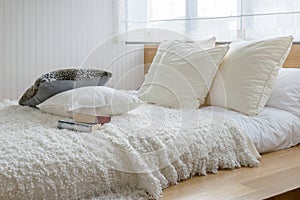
<box><xmin>202</xmin><ymin>106</ymin><xmax>300</xmax><ymax>153</ymax></box>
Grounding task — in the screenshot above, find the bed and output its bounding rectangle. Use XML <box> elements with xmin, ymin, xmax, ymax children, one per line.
<box><xmin>0</xmin><ymin>40</ymin><xmax>299</xmax><ymax>200</ymax></box>
<box><xmin>144</xmin><ymin>42</ymin><xmax>300</xmax><ymax>199</ymax></box>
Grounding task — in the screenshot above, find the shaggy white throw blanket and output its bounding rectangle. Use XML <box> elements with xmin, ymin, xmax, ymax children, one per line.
<box><xmin>0</xmin><ymin>100</ymin><xmax>260</xmax><ymax>199</ymax></box>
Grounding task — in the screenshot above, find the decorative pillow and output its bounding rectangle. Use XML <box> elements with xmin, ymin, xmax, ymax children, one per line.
<box><xmin>156</xmin><ymin>37</ymin><xmax>216</xmax><ymax>59</ymax></box>
<box><xmin>138</xmin><ymin>40</ymin><xmax>229</xmax><ymax>108</ymax></box>
<box><xmin>144</xmin><ymin>37</ymin><xmax>216</xmax><ymax>75</ymax></box>
<box><xmin>267</xmin><ymin>68</ymin><xmax>300</xmax><ymax>118</ymax></box>
<box><xmin>37</xmin><ymin>86</ymin><xmax>143</xmax><ymax>117</ymax></box>
<box><xmin>208</xmin><ymin>35</ymin><xmax>293</xmax><ymax>116</ymax></box>
<box><xmin>141</xmin><ymin>38</ymin><xmax>216</xmax><ymax>96</ymax></box>
<box><xmin>19</xmin><ymin>69</ymin><xmax>112</xmax><ymax>107</ymax></box>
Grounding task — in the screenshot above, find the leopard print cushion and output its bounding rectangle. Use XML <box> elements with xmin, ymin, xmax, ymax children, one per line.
<box><xmin>19</xmin><ymin>69</ymin><xmax>112</xmax><ymax>107</ymax></box>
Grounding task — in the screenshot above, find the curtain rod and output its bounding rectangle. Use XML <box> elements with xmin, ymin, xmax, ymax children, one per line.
<box><xmin>125</xmin><ymin>41</ymin><xmax>300</xmax><ymax>45</ymax></box>
<box><xmin>122</xmin><ymin>11</ymin><xmax>300</xmax><ymax>23</ymax></box>
<box><xmin>125</xmin><ymin>41</ymin><xmax>229</xmax><ymax>45</ymax></box>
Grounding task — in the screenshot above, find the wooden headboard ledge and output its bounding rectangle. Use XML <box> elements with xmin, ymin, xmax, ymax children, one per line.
<box><xmin>144</xmin><ymin>43</ymin><xmax>300</xmax><ymax>74</ymax></box>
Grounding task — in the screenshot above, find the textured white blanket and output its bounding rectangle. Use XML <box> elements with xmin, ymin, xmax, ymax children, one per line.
<box><xmin>0</xmin><ymin>100</ymin><xmax>259</xmax><ymax>199</ymax></box>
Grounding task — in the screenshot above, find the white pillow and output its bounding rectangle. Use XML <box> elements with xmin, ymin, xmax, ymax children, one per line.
<box><xmin>37</xmin><ymin>86</ymin><xmax>143</xmax><ymax>117</ymax></box>
<box><xmin>267</xmin><ymin>68</ymin><xmax>300</xmax><ymax>118</ymax></box>
<box><xmin>145</xmin><ymin>37</ymin><xmax>216</xmax><ymax>75</ymax></box>
<box><xmin>141</xmin><ymin>38</ymin><xmax>216</xmax><ymax>95</ymax></box>
<box><xmin>208</xmin><ymin>35</ymin><xmax>293</xmax><ymax>116</ymax></box>
<box><xmin>138</xmin><ymin>40</ymin><xmax>229</xmax><ymax>108</ymax></box>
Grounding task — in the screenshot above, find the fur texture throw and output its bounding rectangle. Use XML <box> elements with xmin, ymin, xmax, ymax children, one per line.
<box><xmin>0</xmin><ymin>100</ymin><xmax>259</xmax><ymax>199</ymax></box>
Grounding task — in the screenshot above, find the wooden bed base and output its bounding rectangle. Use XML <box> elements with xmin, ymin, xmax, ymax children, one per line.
<box><xmin>162</xmin><ymin>145</ymin><xmax>300</xmax><ymax>200</ymax></box>
<box><xmin>143</xmin><ymin>43</ymin><xmax>300</xmax><ymax>200</ymax></box>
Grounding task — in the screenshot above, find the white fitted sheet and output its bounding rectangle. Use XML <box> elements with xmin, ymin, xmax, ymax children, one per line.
<box><xmin>202</xmin><ymin>106</ymin><xmax>300</xmax><ymax>153</ymax></box>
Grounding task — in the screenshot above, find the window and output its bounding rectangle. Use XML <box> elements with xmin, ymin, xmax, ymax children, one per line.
<box><xmin>120</xmin><ymin>0</ymin><xmax>300</xmax><ymax>41</ymax></box>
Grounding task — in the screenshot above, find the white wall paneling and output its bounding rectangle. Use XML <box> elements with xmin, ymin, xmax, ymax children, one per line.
<box><xmin>0</xmin><ymin>0</ymin><xmax>144</xmax><ymax>101</ymax></box>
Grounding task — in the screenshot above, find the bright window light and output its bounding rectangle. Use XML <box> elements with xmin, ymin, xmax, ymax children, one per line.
<box><xmin>122</xmin><ymin>0</ymin><xmax>300</xmax><ymax>41</ymax></box>
<box><xmin>150</xmin><ymin>0</ymin><xmax>185</xmax><ymax>21</ymax></box>
<box><xmin>197</xmin><ymin>0</ymin><xmax>238</xmax><ymax>17</ymax></box>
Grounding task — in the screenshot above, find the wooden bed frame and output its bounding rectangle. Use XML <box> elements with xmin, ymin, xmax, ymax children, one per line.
<box><xmin>143</xmin><ymin>43</ymin><xmax>300</xmax><ymax>200</ymax></box>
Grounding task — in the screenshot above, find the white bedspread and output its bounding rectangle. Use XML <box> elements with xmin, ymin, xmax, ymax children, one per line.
<box><xmin>0</xmin><ymin>100</ymin><xmax>259</xmax><ymax>199</ymax></box>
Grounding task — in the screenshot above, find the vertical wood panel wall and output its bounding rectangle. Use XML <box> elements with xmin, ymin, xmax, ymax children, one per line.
<box><xmin>0</xmin><ymin>0</ymin><xmax>144</xmax><ymax>101</ymax></box>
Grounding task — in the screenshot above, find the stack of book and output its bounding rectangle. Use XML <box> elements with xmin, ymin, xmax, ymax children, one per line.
<box><xmin>57</xmin><ymin>113</ymin><xmax>111</xmax><ymax>132</ymax></box>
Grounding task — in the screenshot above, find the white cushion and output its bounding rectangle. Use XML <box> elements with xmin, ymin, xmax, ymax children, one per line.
<box><xmin>145</xmin><ymin>37</ymin><xmax>216</xmax><ymax>76</ymax></box>
<box><xmin>138</xmin><ymin>40</ymin><xmax>229</xmax><ymax>108</ymax></box>
<box><xmin>141</xmin><ymin>38</ymin><xmax>216</xmax><ymax>96</ymax></box>
<box><xmin>37</xmin><ymin>86</ymin><xmax>143</xmax><ymax>117</ymax></box>
<box><xmin>267</xmin><ymin>68</ymin><xmax>300</xmax><ymax>118</ymax></box>
<box><xmin>208</xmin><ymin>35</ymin><xmax>293</xmax><ymax>116</ymax></box>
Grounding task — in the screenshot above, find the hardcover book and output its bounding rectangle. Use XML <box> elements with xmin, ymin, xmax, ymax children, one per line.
<box><xmin>73</xmin><ymin>113</ymin><xmax>111</xmax><ymax>124</ymax></box>
<box><xmin>57</xmin><ymin>120</ymin><xmax>102</xmax><ymax>132</ymax></box>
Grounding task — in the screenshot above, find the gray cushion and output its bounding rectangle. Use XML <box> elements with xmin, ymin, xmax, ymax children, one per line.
<box><xmin>19</xmin><ymin>69</ymin><xmax>112</xmax><ymax>107</ymax></box>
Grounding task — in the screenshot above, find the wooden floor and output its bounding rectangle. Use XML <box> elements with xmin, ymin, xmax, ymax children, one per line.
<box><xmin>161</xmin><ymin>145</ymin><xmax>300</xmax><ymax>200</ymax></box>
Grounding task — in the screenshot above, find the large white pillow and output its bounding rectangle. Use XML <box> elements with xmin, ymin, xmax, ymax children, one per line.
<box><xmin>267</xmin><ymin>68</ymin><xmax>300</xmax><ymax>118</ymax></box>
<box><xmin>208</xmin><ymin>36</ymin><xmax>293</xmax><ymax>116</ymax></box>
<box><xmin>138</xmin><ymin>40</ymin><xmax>229</xmax><ymax>108</ymax></box>
<box><xmin>37</xmin><ymin>86</ymin><xmax>143</xmax><ymax>117</ymax></box>
<box><xmin>141</xmin><ymin>38</ymin><xmax>216</xmax><ymax>96</ymax></box>
<box><xmin>145</xmin><ymin>37</ymin><xmax>216</xmax><ymax>75</ymax></box>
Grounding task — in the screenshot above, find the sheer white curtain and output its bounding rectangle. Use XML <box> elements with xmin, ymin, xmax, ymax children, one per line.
<box><xmin>241</xmin><ymin>0</ymin><xmax>300</xmax><ymax>40</ymax></box>
<box><xmin>121</xmin><ymin>0</ymin><xmax>300</xmax><ymax>42</ymax></box>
